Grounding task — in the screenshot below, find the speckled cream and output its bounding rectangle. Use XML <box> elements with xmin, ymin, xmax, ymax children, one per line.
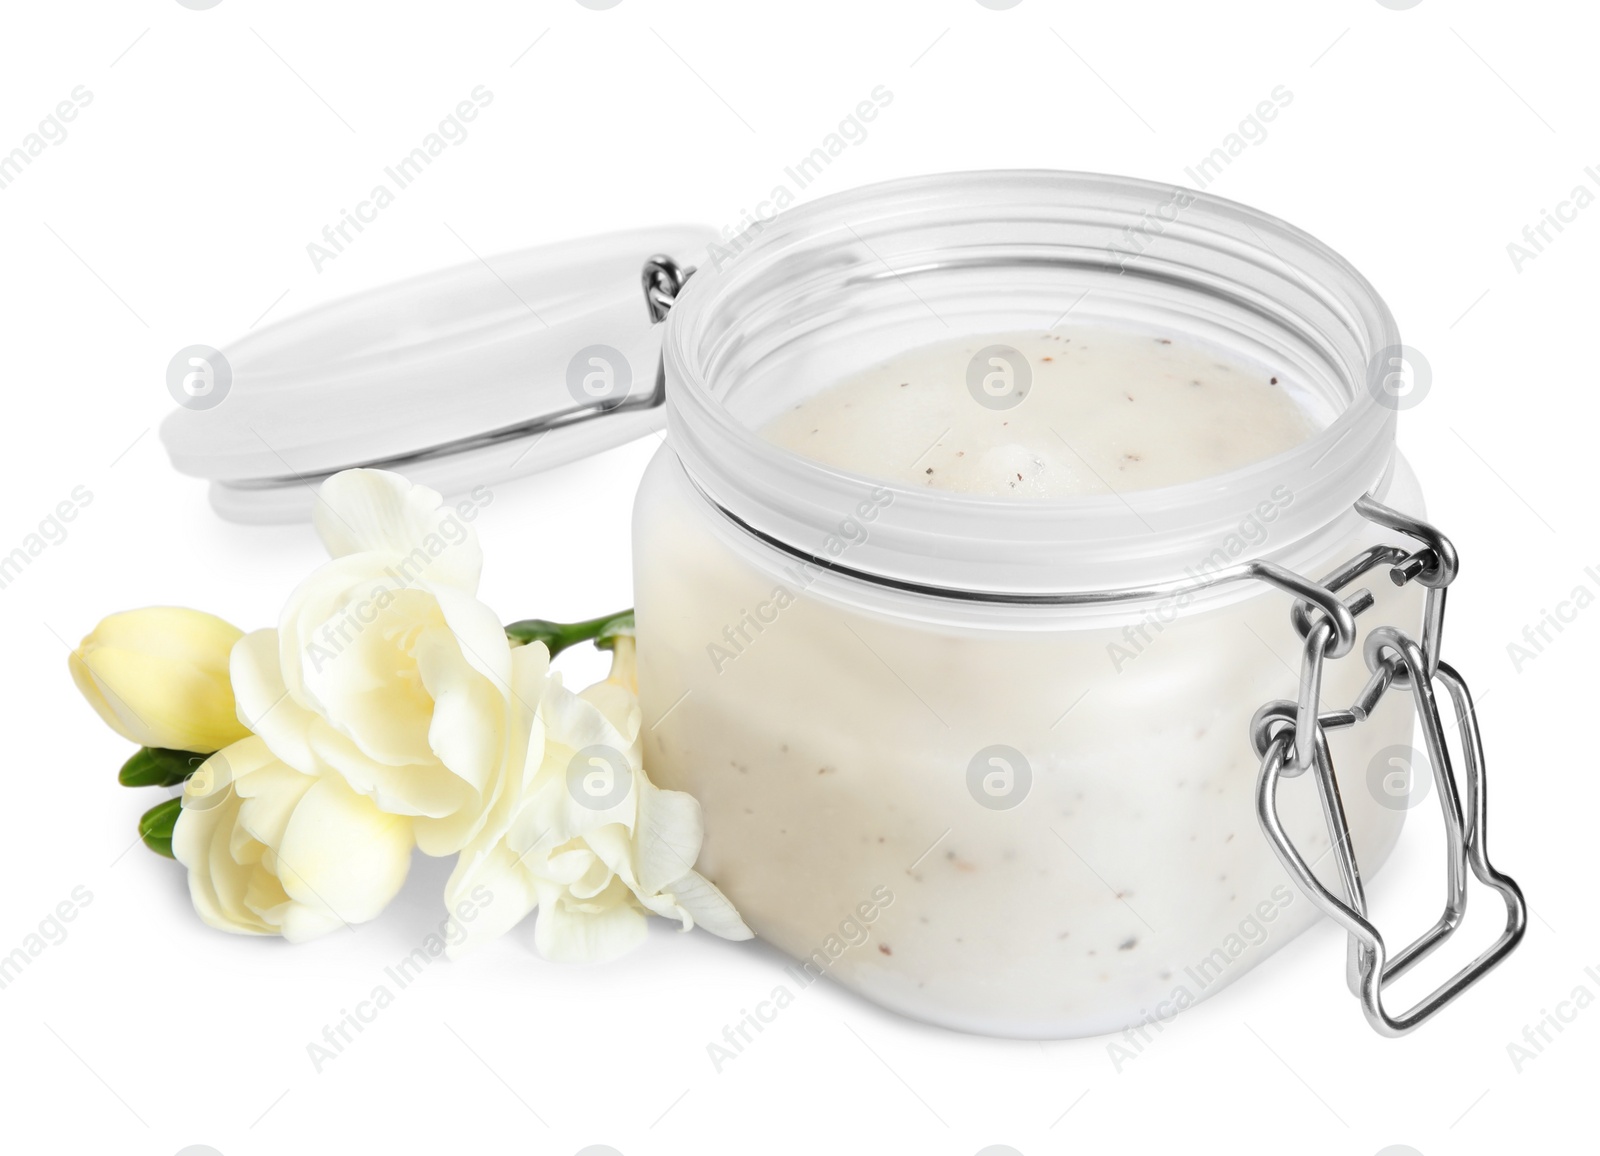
<box><xmin>760</xmin><ymin>328</ymin><xmax>1318</xmax><ymax>497</ymax></box>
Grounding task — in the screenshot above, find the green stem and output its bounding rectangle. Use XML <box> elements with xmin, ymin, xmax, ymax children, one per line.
<box><xmin>505</xmin><ymin>609</ymin><xmax>634</xmax><ymax>658</ymax></box>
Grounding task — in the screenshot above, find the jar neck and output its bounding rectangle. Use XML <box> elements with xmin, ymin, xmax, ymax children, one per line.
<box><xmin>663</xmin><ymin>171</ymin><xmax>1401</xmax><ymax>596</ymax></box>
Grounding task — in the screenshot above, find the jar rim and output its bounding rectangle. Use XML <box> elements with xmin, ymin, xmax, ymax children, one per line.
<box><xmin>663</xmin><ymin>169</ymin><xmax>1403</xmax><ymax>595</ymax></box>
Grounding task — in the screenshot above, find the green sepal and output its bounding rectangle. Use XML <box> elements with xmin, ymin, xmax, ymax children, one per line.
<box><xmin>119</xmin><ymin>746</ymin><xmax>210</xmax><ymax>788</ymax></box>
<box><xmin>139</xmin><ymin>796</ymin><xmax>182</xmax><ymax>859</ymax></box>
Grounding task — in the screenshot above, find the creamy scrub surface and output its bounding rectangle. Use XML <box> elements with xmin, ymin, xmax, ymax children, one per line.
<box><xmin>759</xmin><ymin>328</ymin><xmax>1318</xmax><ymax>496</ymax></box>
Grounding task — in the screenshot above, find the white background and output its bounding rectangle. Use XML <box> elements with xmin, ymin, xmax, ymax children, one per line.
<box><xmin>2</xmin><ymin>1</ymin><xmax>1595</xmax><ymax>1153</ymax></box>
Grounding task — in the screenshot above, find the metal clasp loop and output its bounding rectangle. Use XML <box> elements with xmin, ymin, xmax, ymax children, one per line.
<box><xmin>1251</xmin><ymin>494</ymin><xmax>1527</xmax><ymax>1036</ymax></box>
<box><xmin>643</xmin><ymin>253</ymin><xmax>693</xmax><ymax>323</ymax></box>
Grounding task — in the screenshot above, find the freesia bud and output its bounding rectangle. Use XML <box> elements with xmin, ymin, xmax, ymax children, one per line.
<box><xmin>68</xmin><ymin>607</ymin><xmax>251</xmax><ymax>753</ymax></box>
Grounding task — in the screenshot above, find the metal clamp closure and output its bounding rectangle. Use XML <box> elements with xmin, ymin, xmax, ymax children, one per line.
<box><xmin>1251</xmin><ymin>494</ymin><xmax>1526</xmax><ymax>1036</ymax></box>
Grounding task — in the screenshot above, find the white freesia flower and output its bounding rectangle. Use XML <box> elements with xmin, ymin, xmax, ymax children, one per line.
<box><xmin>70</xmin><ymin>464</ymin><xmax>747</xmax><ymax>961</ymax></box>
<box><xmin>172</xmin><ymin>736</ymin><xmax>414</xmax><ymax>941</ymax></box>
<box><xmin>229</xmin><ymin>470</ymin><xmax>518</xmax><ymax>856</ymax></box>
<box><xmin>445</xmin><ymin>635</ymin><xmax>751</xmax><ymax>963</ymax></box>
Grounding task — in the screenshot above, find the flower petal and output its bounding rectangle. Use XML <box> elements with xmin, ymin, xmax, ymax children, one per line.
<box><xmin>541</xmin><ymin>677</ymin><xmax>637</xmax><ymax>768</ymax></box>
<box><xmin>174</xmin><ymin>737</ymin><xmax>289</xmax><ymax>937</ymax></box>
<box><xmin>230</xmin><ymin>629</ymin><xmax>318</xmax><ymax>771</ymax></box>
<box><xmin>313</xmin><ymin>469</ymin><xmax>482</xmax><ymax>591</ymax></box>
<box><xmin>233</xmin><ymin>752</ymin><xmax>318</xmax><ymax>852</ymax></box>
<box><xmin>531</xmin><ymin>878</ymin><xmax>648</xmax><ymax>964</ymax></box>
<box><xmin>577</xmin><ymin>682</ymin><xmax>641</xmax><ymax>747</ymax></box>
<box><xmin>429</xmin><ymin>585</ymin><xmax>515</xmax><ymax>693</ymax></box>
<box><xmin>634</xmin><ymin>778</ymin><xmax>705</xmax><ymax>895</ymax></box>
<box><xmin>273</xmin><ymin>776</ymin><xmax>415</xmax><ymax>937</ymax></box>
<box><xmin>662</xmin><ymin>871</ymin><xmax>754</xmax><ymax>941</ymax></box>
<box><xmin>415</xmin><ymin>624</ymin><xmax>504</xmax><ymax>795</ymax></box>
<box><xmin>175</xmin><ymin>782</ymin><xmax>269</xmax><ymax>936</ymax></box>
<box><xmin>441</xmin><ymin>843</ymin><xmax>540</xmax><ymax>960</ymax></box>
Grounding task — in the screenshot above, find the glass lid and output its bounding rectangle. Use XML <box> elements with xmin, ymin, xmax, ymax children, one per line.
<box><xmin>160</xmin><ymin>225</ymin><xmax>714</xmax><ymax>522</ymax></box>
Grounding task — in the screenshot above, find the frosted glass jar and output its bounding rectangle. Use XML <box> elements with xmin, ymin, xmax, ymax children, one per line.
<box><xmin>633</xmin><ymin>172</ymin><xmax>1425</xmax><ymax>1038</ymax></box>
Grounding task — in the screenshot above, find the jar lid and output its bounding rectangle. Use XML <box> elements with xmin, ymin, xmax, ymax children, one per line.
<box><xmin>160</xmin><ymin>225</ymin><xmax>715</xmax><ymax>522</ymax></box>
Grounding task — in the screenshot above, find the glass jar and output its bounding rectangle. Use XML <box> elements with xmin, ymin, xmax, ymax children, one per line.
<box><xmin>634</xmin><ymin>171</ymin><xmax>1436</xmax><ymax>1038</ymax></box>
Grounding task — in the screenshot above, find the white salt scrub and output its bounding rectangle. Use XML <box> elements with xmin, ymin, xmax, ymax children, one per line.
<box><xmin>633</xmin><ymin>326</ymin><xmax>1420</xmax><ymax>1039</ymax></box>
<box><xmin>761</xmin><ymin>328</ymin><xmax>1318</xmax><ymax>496</ymax></box>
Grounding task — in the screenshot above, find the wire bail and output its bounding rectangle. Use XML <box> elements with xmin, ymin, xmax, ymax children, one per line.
<box><xmin>1251</xmin><ymin>495</ymin><xmax>1526</xmax><ymax>1035</ymax></box>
